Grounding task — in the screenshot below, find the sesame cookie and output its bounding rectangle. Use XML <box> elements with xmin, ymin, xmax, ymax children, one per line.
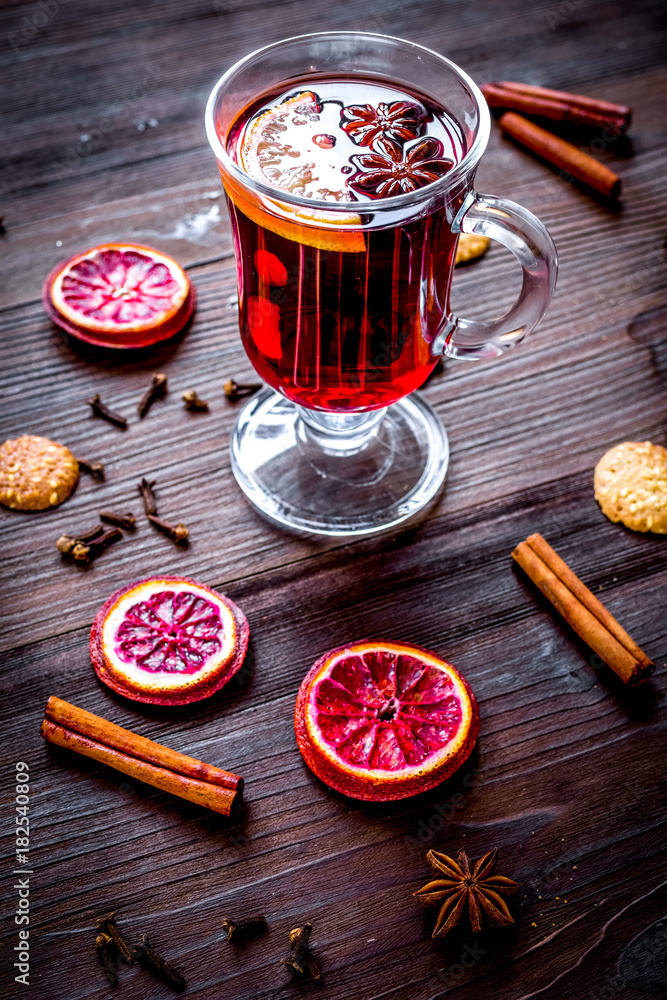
<box><xmin>594</xmin><ymin>441</ymin><xmax>667</xmax><ymax>534</ymax></box>
<box><xmin>455</xmin><ymin>233</ymin><xmax>490</xmax><ymax>265</ymax></box>
<box><xmin>0</xmin><ymin>435</ymin><xmax>79</xmax><ymax>510</ymax></box>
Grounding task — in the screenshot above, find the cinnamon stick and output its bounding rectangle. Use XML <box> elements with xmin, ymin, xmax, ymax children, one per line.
<box><xmin>512</xmin><ymin>533</ymin><xmax>654</xmax><ymax>685</ymax></box>
<box><xmin>498</xmin><ymin>112</ymin><xmax>621</xmax><ymax>199</ymax></box>
<box><xmin>482</xmin><ymin>82</ymin><xmax>631</xmax><ymax>131</ymax></box>
<box><xmin>499</xmin><ymin>82</ymin><xmax>631</xmax><ymax>124</ymax></box>
<box><xmin>41</xmin><ymin>697</ymin><xmax>243</xmax><ymax>815</ymax></box>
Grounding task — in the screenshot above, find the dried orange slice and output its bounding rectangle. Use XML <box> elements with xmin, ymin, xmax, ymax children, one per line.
<box><xmin>225</xmin><ymin>179</ymin><xmax>366</xmax><ymax>253</ymax></box>
<box><xmin>43</xmin><ymin>243</ymin><xmax>196</xmax><ymax>349</ymax></box>
<box><xmin>295</xmin><ymin>641</ymin><xmax>479</xmax><ymax>801</ymax></box>
<box><xmin>90</xmin><ymin>577</ymin><xmax>248</xmax><ymax>705</ymax></box>
<box><xmin>240</xmin><ymin>91</ymin><xmax>348</xmax><ymax>202</ymax></box>
<box><xmin>226</xmin><ymin>90</ymin><xmax>365</xmax><ymax>253</ymax></box>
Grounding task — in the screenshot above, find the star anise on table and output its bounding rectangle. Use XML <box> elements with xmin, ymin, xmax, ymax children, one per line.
<box><xmin>341</xmin><ymin>100</ymin><xmax>424</xmax><ymax>155</ymax></box>
<box><xmin>414</xmin><ymin>848</ymin><xmax>520</xmax><ymax>938</ymax></box>
<box><xmin>350</xmin><ymin>137</ymin><xmax>453</xmax><ymax>199</ymax></box>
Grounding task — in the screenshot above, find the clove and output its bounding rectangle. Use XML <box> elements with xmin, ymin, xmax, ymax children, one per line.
<box><xmin>138</xmin><ymin>477</ymin><xmax>158</xmax><ymax>516</ymax></box>
<box><xmin>182</xmin><ymin>389</ymin><xmax>209</xmax><ymax>412</ymax></box>
<box><xmin>280</xmin><ymin>922</ymin><xmax>321</xmax><ymax>979</ymax></box>
<box><xmin>57</xmin><ymin>524</ymin><xmax>105</xmax><ymax>555</ymax></box>
<box><xmin>95</xmin><ymin>932</ymin><xmax>119</xmax><ymax>988</ymax></box>
<box><xmin>131</xmin><ymin>934</ymin><xmax>185</xmax><ymax>992</ymax></box>
<box><xmin>69</xmin><ymin>527</ymin><xmax>122</xmax><ymax>563</ymax></box>
<box><xmin>87</xmin><ymin>394</ymin><xmax>128</xmax><ymax>429</ymax></box>
<box><xmin>96</xmin><ymin>913</ymin><xmax>133</xmax><ymax>966</ymax></box>
<box><xmin>76</xmin><ymin>457</ymin><xmax>105</xmax><ymax>482</ymax></box>
<box><xmin>147</xmin><ymin>514</ymin><xmax>189</xmax><ymax>544</ymax></box>
<box><xmin>138</xmin><ymin>373</ymin><xmax>168</xmax><ymax>418</ymax></box>
<box><xmin>223</xmin><ymin>378</ymin><xmax>262</xmax><ymax>402</ymax></box>
<box><xmin>100</xmin><ymin>509</ymin><xmax>136</xmax><ymax>530</ymax></box>
<box><xmin>222</xmin><ymin>914</ymin><xmax>268</xmax><ymax>943</ymax></box>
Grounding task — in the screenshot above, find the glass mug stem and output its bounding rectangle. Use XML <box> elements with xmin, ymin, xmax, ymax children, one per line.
<box><xmin>297</xmin><ymin>405</ymin><xmax>387</xmax><ymax>456</ymax></box>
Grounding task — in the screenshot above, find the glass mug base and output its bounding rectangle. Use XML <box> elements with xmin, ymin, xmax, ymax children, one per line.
<box><xmin>230</xmin><ymin>388</ymin><xmax>449</xmax><ymax>536</ymax></box>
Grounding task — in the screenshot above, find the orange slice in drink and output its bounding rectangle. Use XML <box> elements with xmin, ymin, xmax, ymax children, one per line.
<box><xmin>241</xmin><ymin>91</ymin><xmax>350</xmax><ymax>202</ymax></box>
<box><xmin>227</xmin><ymin>91</ymin><xmax>365</xmax><ymax>253</ymax></box>
<box><xmin>295</xmin><ymin>640</ymin><xmax>479</xmax><ymax>801</ymax></box>
<box><xmin>44</xmin><ymin>243</ymin><xmax>195</xmax><ymax>349</ymax></box>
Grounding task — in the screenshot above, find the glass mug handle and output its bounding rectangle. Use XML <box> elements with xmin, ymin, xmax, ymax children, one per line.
<box><xmin>434</xmin><ymin>192</ymin><xmax>558</xmax><ymax>360</ymax></box>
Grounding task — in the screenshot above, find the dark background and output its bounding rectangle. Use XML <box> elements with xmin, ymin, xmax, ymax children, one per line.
<box><xmin>1</xmin><ymin>1</ymin><xmax>666</xmax><ymax>999</ymax></box>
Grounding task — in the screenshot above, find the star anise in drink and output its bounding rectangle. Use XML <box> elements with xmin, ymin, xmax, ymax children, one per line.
<box><xmin>341</xmin><ymin>100</ymin><xmax>424</xmax><ymax>154</ymax></box>
<box><xmin>414</xmin><ymin>848</ymin><xmax>520</xmax><ymax>938</ymax></box>
<box><xmin>350</xmin><ymin>137</ymin><xmax>453</xmax><ymax>199</ymax></box>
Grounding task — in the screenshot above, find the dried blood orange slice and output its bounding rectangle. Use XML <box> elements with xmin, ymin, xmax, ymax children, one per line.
<box><xmin>295</xmin><ymin>641</ymin><xmax>479</xmax><ymax>801</ymax></box>
<box><xmin>90</xmin><ymin>577</ymin><xmax>249</xmax><ymax>705</ymax></box>
<box><xmin>43</xmin><ymin>243</ymin><xmax>196</xmax><ymax>349</ymax></box>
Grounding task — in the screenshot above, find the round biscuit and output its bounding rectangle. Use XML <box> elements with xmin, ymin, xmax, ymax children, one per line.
<box><xmin>0</xmin><ymin>435</ymin><xmax>79</xmax><ymax>511</ymax></box>
<box><xmin>594</xmin><ymin>440</ymin><xmax>667</xmax><ymax>534</ymax></box>
<box><xmin>455</xmin><ymin>233</ymin><xmax>490</xmax><ymax>265</ymax></box>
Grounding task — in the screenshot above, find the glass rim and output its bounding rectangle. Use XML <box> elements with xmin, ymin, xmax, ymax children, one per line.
<box><xmin>204</xmin><ymin>30</ymin><xmax>491</xmax><ymax>214</ymax></box>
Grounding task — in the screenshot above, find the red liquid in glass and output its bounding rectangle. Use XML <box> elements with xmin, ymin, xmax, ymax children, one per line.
<box><xmin>225</xmin><ymin>78</ymin><xmax>465</xmax><ymax>411</ymax></box>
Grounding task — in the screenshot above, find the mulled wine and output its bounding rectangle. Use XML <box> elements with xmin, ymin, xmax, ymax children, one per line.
<box><xmin>224</xmin><ymin>78</ymin><xmax>466</xmax><ymax>410</ymax></box>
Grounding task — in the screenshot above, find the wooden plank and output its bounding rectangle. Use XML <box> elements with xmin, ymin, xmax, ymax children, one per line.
<box><xmin>1</xmin><ymin>1</ymin><xmax>666</xmax><ymax>997</ymax></box>
<box><xmin>1</xmin><ymin>1</ymin><xmax>663</xmax><ymax>228</ymax></box>
<box><xmin>0</xmin><ymin>505</ymin><xmax>665</xmax><ymax>996</ymax></box>
<box><xmin>0</xmin><ymin>226</ymin><xmax>665</xmax><ymax>650</ymax></box>
<box><xmin>0</xmin><ymin>181</ymin><xmax>233</xmax><ymax>310</ymax></box>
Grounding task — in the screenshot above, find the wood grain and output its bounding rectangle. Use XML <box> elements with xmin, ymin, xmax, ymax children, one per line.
<box><xmin>1</xmin><ymin>1</ymin><xmax>666</xmax><ymax>998</ymax></box>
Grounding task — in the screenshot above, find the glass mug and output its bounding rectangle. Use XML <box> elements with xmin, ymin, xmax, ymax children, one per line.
<box><xmin>206</xmin><ymin>32</ymin><xmax>557</xmax><ymax>535</ymax></box>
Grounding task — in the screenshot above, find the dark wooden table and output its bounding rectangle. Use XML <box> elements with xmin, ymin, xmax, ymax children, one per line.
<box><xmin>1</xmin><ymin>2</ymin><xmax>666</xmax><ymax>998</ymax></box>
